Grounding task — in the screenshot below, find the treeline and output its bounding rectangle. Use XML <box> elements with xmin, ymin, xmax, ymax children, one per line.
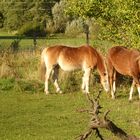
<box><xmin>0</xmin><ymin>0</ymin><xmax>139</xmax><ymax>47</ymax></box>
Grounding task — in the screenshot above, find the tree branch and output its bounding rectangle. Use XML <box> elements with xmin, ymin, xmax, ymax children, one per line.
<box><xmin>77</xmin><ymin>92</ymin><xmax>140</xmax><ymax>140</ymax></box>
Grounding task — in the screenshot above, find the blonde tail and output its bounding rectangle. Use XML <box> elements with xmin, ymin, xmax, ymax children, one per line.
<box><xmin>40</xmin><ymin>58</ymin><xmax>46</xmax><ymax>81</ymax></box>
<box><xmin>40</xmin><ymin>48</ymin><xmax>49</xmax><ymax>81</ymax></box>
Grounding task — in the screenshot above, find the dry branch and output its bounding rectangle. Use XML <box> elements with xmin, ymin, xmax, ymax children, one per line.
<box><xmin>77</xmin><ymin>92</ymin><xmax>140</xmax><ymax>140</ymax></box>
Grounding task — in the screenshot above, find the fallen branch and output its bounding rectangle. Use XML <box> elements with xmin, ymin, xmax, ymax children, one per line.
<box><xmin>76</xmin><ymin>92</ymin><xmax>140</xmax><ymax>140</ymax></box>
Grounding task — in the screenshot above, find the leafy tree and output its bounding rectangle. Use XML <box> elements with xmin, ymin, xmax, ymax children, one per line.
<box><xmin>66</xmin><ymin>0</ymin><xmax>140</xmax><ymax>47</ymax></box>
<box><xmin>0</xmin><ymin>0</ymin><xmax>25</xmax><ymax>30</ymax></box>
<box><xmin>0</xmin><ymin>0</ymin><xmax>60</xmax><ymax>31</ymax></box>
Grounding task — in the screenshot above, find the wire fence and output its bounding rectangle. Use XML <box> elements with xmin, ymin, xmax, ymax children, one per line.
<box><xmin>0</xmin><ymin>36</ymin><xmax>45</xmax><ymax>54</ymax></box>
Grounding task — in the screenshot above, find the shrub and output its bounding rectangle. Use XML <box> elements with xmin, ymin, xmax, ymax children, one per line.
<box><xmin>46</xmin><ymin>19</ymin><xmax>55</xmax><ymax>34</ymax></box>
<box><xmin>10</xmin><ymin>39</ymin><xmax>21</xmax><ymax>52</ymax></box>
<box><xmin>65</xmin><ymin>19</ymin><xmax>83</xmax><ymax>37</ymax></box>
<box><xmin>52</xmin><ymin>0</ymin><xmax>69</xmax><ymax>33</ymax></box>
<box><xmin>0</xmin><ymin>78</ymin><xmax>15</xmax><ymax>90</ymax></box>
<box><xmin>18</xmin><ymin>22</ymin><xmax>46</xmax><ymax>37</ymax></box>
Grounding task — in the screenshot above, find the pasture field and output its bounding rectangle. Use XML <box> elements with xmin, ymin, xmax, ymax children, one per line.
<box><xmin>0</xmin><ymin>36</ymin><xmax>140</xmax><ymax>140</ymax></box>
<box><xmin>0</xmin><ymin>78</ymin><xmax>140</xmax><ymax>140</ymax></box>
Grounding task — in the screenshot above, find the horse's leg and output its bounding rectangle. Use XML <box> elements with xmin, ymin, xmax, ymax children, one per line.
<box><xmin>109</xmin><ymin>68</ymin><xmax>115</xmax><ymax>99</ymax></box>
<box><xmin>44</xmin><ymin>67</ymin><xmax>52</xmax><ymax>95</ymax></box>
<box><xmin>82</xmin><ymin>68</ymin><xmax>91</xmax><ymax>94</ymax></box>
<box><xmin>82</xmin><ymin>76</ymin><xmax>86</xmax><ymax>92</ymax></box>
<box><xmin>107</xmin><ymin>57</ymin><xmax>115</xmax><ymax>99</ymax></box>
<box><xmin>52</xmin><ymin>65</ymin><xmax>62</xmax><ymax>94</ymax></box>
<box><xmin>113</xmin><ymin>70</ymin><xmax>116</xmax><ymax>93</ymax></box>
<box><xmin>129</xmin><ymin>80</ymin><xmax>135</xmax><ymax>101</ymax></box>
<box><xmin>136</xmin><ymin>83</ymin><xmax>140</xmax><ymax>100</ymax></box>
<box><xmin>137</xmin><ymin>85</ymin><xmax>140</xmax><ymax>100</ymax></box>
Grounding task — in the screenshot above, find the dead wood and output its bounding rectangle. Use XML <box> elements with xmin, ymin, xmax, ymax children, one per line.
<box><xmin>76</xmin><ymin>92</ymin><xmax>140</xmax><ymax>140</ymax></box>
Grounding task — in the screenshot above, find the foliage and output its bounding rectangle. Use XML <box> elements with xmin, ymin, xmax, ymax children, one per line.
<box><xmin>0</xmin><ymin>0</ymin><xmax>139</xmax><ymax>47</ymax></box>
<box><xmin>52</xmin><ymin>0</ymin><xmax>70</xmax><ymax>33</ymax></box>
<box><xmin>0</xmin><ymin>78</ymin><xmax>15</xmax><ymax>90</ymax></box>
<box><xmin>18</xmin><ymin>22</ymin><xmax>46</xmax><ymax>37</ymax></box>
<box><xmin>0</xmin><ymin>50</ymin><xmax>39</xmax><ymax>80</ymax></box>
<box><xmin>10</xmin><ymin>39</ymin><xmax>21</xmax><ymax>52</ymax></box>
<box><xmin>0</xmin><ymin>0</ymin><xmax>60</xmax><ymax>31</ymax></box>
<box><xmin>65</xmin><ymin>0</ymin><xmax>140</xmax><ymax>47</ymax></box>
<box><xmin>65</xmin><ymin>18</ymin><xmax>84</xmax><ymax>37</ymax></box>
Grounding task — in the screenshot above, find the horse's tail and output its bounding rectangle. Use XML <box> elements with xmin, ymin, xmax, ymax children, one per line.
<box><xmin>40</xmin><ymin>48</ymin><xmax>48</xmax><ymax>81</ymax></box>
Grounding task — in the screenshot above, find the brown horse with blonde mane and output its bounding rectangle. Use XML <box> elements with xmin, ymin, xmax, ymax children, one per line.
<box><xmin>107</xmin><ymin>46</ymin><xmax>140</xmax><ymax>100</ymax></box>
<box><xmin>40</xmin><ymin>45</ymin><xmax>109</xmax><ymax>95</ymax></box>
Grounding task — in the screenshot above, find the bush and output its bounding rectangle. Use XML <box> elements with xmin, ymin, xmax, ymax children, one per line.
<box><xmin>0</xmin><ymin>78</ymin><xmax>15</xmax><ymax>90</ymax></box>
<box><xmin>0</xmin><ymin>78</ymin><xmax>43</xmax><ymax>93</ymax></box>
<box><xmin>65</xmin><ymin>19</ymin><xmax>83</xmax><ymax>37</ymax></box>
<box><xmin>10</xmin><ymin>39</ymin><xmax>21</xmax><ymax>52</ymax></box>
<box><xmin>18</xmin><ymin>22</ymin><xmax>46</xmax><ymax>37</ymax></box>
<box><xmin>52</xmin><ymin>0</ymin><xmax>69</xmax><ymax>33</ymax></box>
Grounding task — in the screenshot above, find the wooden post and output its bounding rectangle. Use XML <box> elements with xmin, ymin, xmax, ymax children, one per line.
<box><xmin>83</xmin><ymin>23</ymin><xmax>89</xmax><ymax>45</ymax></box>
<box><xmin>33</xmin><ymin>34</ymin><xmax>37</xmax><ymax>50</ymax></box>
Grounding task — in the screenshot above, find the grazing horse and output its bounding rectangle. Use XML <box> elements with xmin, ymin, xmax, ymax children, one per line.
<box><xmin>107</xmin><ymin>46</ymin><xmax>140</xmax><ymax>100</ymax></box>
<box><xmin>40</xmin><ymin>45</ymin><xmax>109</xmax><ymax>95</ymax></box>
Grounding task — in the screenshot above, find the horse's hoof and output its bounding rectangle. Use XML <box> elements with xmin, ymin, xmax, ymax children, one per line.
<box><xmin>82</xmin><ymin>90</ymin><xmax>85</xmax><ymax>94</ymax></box>
<box><xmin>112</xmin><ymin>96</ymin><xmax>115</xmax><ymax>100</ymax></box>
<box><xmin>45</xmin><ymin>90</ymin><xmax>49</xmax><ymax>95</ymax></box>
<box><xmin>85</xmin><ymin>91</ymin><xmax>90</xmax><ymax>94</ymax></box>
<box><xmin>129</xmin><ymin>98</ymin><xmax>132</xmax><ymax>102</ymax></box>
<box><xmin>59</xmin><ymin>90</ymin><xmax>63</xmax><ymax>94</ymax></box>
<box><xmin>56</xmin><ymin>89</ymin><xmax>62</xmax><ymax>94</ymax></box>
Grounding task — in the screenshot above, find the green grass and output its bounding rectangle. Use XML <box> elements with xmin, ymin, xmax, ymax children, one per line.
<box><xmin>0</xmin><ymin>78</ymin><xmax>140</xmax><ymax>140</ymax></box>
<box><xmin>0</xmin><ymin>30</ymin><xmax>15</xmax><ymax>36</ymax></box>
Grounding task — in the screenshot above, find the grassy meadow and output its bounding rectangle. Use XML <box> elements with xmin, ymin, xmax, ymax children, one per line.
<box><xmin>0</xmin><ymin>34</ymin><xmax>140</xmax><ymax>140</ymax></box>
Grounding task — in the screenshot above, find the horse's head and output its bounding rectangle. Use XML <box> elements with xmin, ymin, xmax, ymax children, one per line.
<box><xmin>97</xmin><ymin>57</ymin><xmax>110</xmax><ymax>93</ymax></box>
<box><xmin>100</xmin><ymin>71</ymin><xmax>110</xmax><ymax>93</ymax></box>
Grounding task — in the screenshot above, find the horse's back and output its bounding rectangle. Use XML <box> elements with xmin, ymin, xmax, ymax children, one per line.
<box><xmin>108</xmin><ymin>46</ymin><xmax>132</xmax><ymax>75</ymax></box>
<box><xmin>108</xmin><ymin>46</ymin><xmax>140</xmax><ymax>76</ymax></box>
<box><xmin>108</xmin><ymin>46</ymin><xmax>128</xmax><ymax>56</ymax></box>
<box><xmin>108</xmin><ymin>46</ymin><xmax>140</xmax><ymax>58</ymax></box>
<box><xmin>42</xmin><ymin>45</ymin><xmax>99</xmax><ymax>71</ymax></box>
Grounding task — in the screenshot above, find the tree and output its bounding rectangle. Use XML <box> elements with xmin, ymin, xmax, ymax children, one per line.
<box><xmin>0</xmin><ymin>0</ymin><xmax>60</xmax><ymax>31</ymax></box>
<box><xmin>0</xmin><ymin>0</ymin><xmax>26</xmax><ymax>30</ymax></box>
<box><xmin>65</xmin><ymin>0</ymin><xmax>140</xmax><ymax>47</ymax></box>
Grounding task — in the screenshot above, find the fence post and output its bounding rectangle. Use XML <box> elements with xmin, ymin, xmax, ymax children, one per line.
<box><xmin>83</xmin><ymin>23</ymin><xmax>90</xmax><ymax>46</ymax></box>
<box><xmin>33</xmin><ymin>34</ymin><xmax>37</xmax><ymax>51</ymax></box>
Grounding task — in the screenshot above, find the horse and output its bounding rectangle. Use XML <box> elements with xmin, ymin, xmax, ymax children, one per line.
<box><xmin>107</xmin><ymin>46</ymin><xmax>140</xmax><ymax>100</ymax></box>
<box><xmin>40</xmin><ymin>45</ymin><xmax>110</xmax><ymax>95</ymax></box>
